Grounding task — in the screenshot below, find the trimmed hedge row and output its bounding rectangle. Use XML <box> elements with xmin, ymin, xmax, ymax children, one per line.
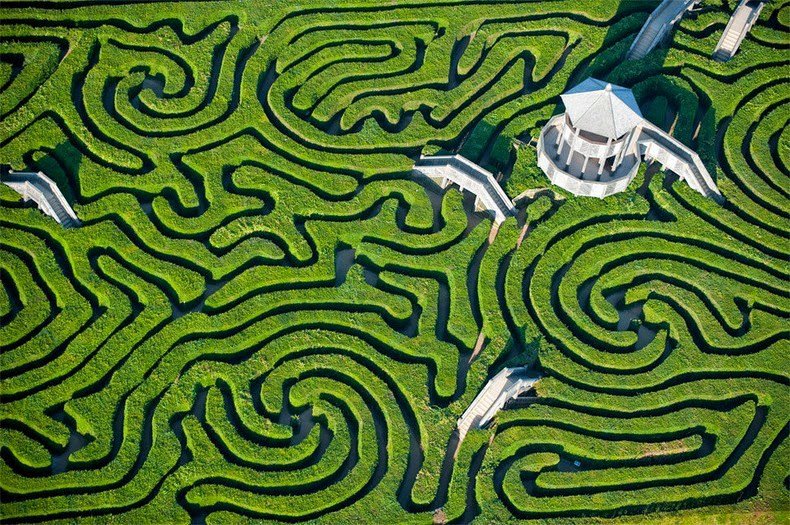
<box><xmin>0</xmin><ymin>0</ymin><xmax>787</xmax><ymax>523</ymax></box>
<box><xmin>477</xmin><ymin>377</ymin><xmax>787</xmax><ymax>518</ymax></box>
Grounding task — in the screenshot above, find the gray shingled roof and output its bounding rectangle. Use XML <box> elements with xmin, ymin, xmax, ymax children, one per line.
<box><xmin>560</xmin><ymin>78</ymin><xmax>643</xmax><ymax>139</ymax></box>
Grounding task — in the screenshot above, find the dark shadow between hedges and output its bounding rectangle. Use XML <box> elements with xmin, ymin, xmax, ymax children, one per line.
<box><xmin>26</xmin><ymin>140</ymin><xmax>83</xmax><ymax>206</ymax></box>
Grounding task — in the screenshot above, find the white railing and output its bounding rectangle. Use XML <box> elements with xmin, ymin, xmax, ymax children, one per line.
<box><xmin>5</xmin><ymin>180</ymin><xmax>59</xmax><ymax>218</ymax></box>
<box><xmin>638</xmin><ymin>123</ymin><xmax>721</xmax><ymax>200</ymax></box>
<box><xmin>3</xmin><ymin>170</ymin><xmax>80</xmax><ymax>226</ymax></box>
<box><xmin>537</xmin><ymin>112</ymin><xmax>721</xmax><ymax>201</ymax></box>
<box><xmin>414</xmin><ymin>154</ymin><xmax>516</xmax><ymax>224</ymax></box>
<box><xmin>477</xmin><ymin>376</ymin><xmax>535</xmax><ymax>428</ymax></box>
<box><xmin>537</xmin><ymin>116</ymin><xmax>640</xmax><ymax>199</ymax></box>
<box><xmin>457</xmin><ymin>367</ymin><xmax>540</xmax><ymax>441</ymax></box>
<box><xmin>458</xmin><ymin>367</ymin><xmax>509</xmax><ymax>428</ymax></box>
<box><xmin>559</xmin><ymin>120</ymin><xmax>627</xmax><ymax>159</ymax></box>
<box><xmin>713</xmin><ymin>0</ymin><xmax>764</xmax><ymax>61</ymax></box>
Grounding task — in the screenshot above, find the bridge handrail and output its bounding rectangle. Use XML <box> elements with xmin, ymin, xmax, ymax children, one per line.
<box><xmin>418</xmin><ymin>155</ymin><xmax>515</xmax><ymax>211</ymax></box>
<box><xmin>415</xmin><ymin>154</ymin><xmax>516</xmax><ymax>222</ymax></box>
<box><xmin>457</xmin><ymin>367</ymin><xmax>509</xmax><ymax>425</ymax></box>
<box><xmin>639</xmin><ymin>123</ymin><xmax>721</xmax><ymax>199</ymax></box>
<box><xmin>628</xmin><ymin>0</ymin><xmax>697</xmax><ymax>58</ymax></box>
<box><xmin>713</xmin><ymin>0</ymin><xmax>764</xmax><ymax>58</ymax></box>
<box><xmin>5</xmin><ymin>180</ymin><xmax>58</xmax><ymax>218</ymax></box>
<box><xmin>4</xmin><ymin>170</ymin><xmax>80</xmax><ymax>224</ymax></box>
<box><xmin>478</xmin><ymin>377</ymin><xmax>533</xmax><ymax>427</ymax></box>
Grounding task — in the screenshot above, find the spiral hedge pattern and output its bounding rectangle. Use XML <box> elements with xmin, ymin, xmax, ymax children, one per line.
<box><xmin>0</xmin><ymin>0</ymin><xmax>787</xmax><ymax>523</ymax></box>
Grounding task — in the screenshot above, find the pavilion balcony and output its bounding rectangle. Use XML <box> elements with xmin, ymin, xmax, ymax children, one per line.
<box><xmin>537</xmin><ymin>115</ymin><xmax>640</xmax><ymax>198</ymax></box>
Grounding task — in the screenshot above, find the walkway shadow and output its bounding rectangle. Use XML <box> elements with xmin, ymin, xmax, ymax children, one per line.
<box><xmin>26</xmin><ymin>141</ymin><xmax>82</xmax><ymax>206</ymax></box>
<box><xmin>536</xmin><ymin>0</ymin><xmax>664</xmax><ymax>134</ymax></box>
<box><xmin>459</xmin><ymin>118</ymin><xmax>502</xmax><ymax>167</ymax></box>
<box><xmin>575</xmin><ymin>0</ymin><xmax>662</xmax><ymax>86</ymax></box>
<box><xmin>489</xmin><ymin>331</ymin><xmax>542</xmax><ymax>376</ymax></box>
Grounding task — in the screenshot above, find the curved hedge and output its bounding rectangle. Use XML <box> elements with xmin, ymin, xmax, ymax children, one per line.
<box><xmin>0</xmin><ymin>0</ymin><xmax>787</xmax><ymax>523</ymax></box>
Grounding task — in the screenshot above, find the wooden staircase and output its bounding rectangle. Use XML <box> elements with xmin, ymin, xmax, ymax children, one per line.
<box><xmin>627</xmin><ymin>0</ymin><xmax>699</xmax><ymax>61</ymax></box>
<box><xmin>713</xmin><ymin>0</ymin><xmax>764</xmax><ymax>62</ymax></box>
<box><xmin>2</xmin><ymin>170</ymin><xmax>80</xmax><ymax>227</ymax></box>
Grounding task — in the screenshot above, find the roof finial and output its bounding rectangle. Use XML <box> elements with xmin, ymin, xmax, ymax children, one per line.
<box><xmin>605</xmin><ymin>83</ymin><xmax>612</xmax><ymax>92</ymax></box>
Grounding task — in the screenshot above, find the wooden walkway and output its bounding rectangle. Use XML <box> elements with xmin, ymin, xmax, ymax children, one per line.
<box><xmin>457</xmin><ymin>367</ymin><xmax>540</xmax><ymax>441</ymax></box>
<box><xmin>2</xmin><ymin>170</ymin><xmax>80</xmax><ymax>227</ymax></box>
<box><xmin>627</xmin><ymin>0</ymin><xmax>698</xmax><ymax>61</ymax></box>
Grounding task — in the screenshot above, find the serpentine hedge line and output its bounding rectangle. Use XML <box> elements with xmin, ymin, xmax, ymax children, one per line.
<box><xmin>0</xmin><ymin>0</ymin><xmax>786</xmax><ymax>523</ymax></box>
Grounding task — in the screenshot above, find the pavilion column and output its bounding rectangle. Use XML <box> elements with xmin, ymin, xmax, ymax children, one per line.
<box><xmin>613</xmin><ymin>144</ymin><xmax>624</xmax><ymax>171</ymax></box>
<box><xmin>631</xmin><ymin>124</ymin><xmax>642</xmax><ymax>155</ymax></box>
<box><xmin>556</xmin><ymin>116</ymin><xmax>566</xmax><ymax>146</ymax></box>
<box><xmin>556</xmin><ymin>118</ymin><xmax>569</xmax><ymax>157</ymax></box>
<box><xmin>564</xmin><ymin>126</ymin><xmax>580</xmax><ymax>168</ymax></box>
<box><xmin>598</xmin><ymin>136</ymin><xmax>613</xmax><ymax>175</ymax></box>
<box><xmin>613</xmin><ymin>130</ymin><xmax>630</xmax><ymax>171</ymax></box>
<box><xmin>580</xmin><ymin>154</ymin><xmax>590</xmax><ymax>175</ymax></box>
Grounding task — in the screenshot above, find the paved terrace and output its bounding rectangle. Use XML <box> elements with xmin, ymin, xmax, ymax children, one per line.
<box><xmin>413</xmin><ymin>154</ymin><xmax>516</xmax><ymax>224</ymax></box>
<box><xmin>2</xmin><ymin>170</ymin><xmax>80</xmax><ymax>227</ymax></box>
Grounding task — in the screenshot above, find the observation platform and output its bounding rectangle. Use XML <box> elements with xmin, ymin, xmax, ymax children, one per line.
<box><xmin>538</xmin><ymin>114</ymin><xmax>640</xmax><ymax>198</ymax></box>
<box><xmin>413</xmin><ymin>154</ymin><xmax>516</xmax><ymax>224</ymax></box>
<box><xmin>537</xmin><ymin>78</ymin><xmax>721</xmax><ymax>201</ymax></box>
<box><xmin>2</xmin><ymin>170</ymin><xmax>80</xmax><ymax>227</ymax></box>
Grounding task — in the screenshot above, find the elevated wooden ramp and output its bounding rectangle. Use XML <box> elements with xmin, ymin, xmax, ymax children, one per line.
<box><xmin>2</xmin><ymin>170</ymin><xmax>80</xmax><ymax>227</ymax></box>
<box><xmin>627</xmin><ymin>0</ymin><xmax>699</xmax><ymax>60</ymax></box>
<box><xmin>413</xmin><ymin>154</ymin><xmax>516</xmax><ymax>224</ymax></box>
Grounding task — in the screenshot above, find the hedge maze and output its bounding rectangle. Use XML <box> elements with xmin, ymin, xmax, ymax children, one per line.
<box><xmin>0</xmin><ymin>0</ymin><xmax>788</xmax><ymax>523</ymax></box>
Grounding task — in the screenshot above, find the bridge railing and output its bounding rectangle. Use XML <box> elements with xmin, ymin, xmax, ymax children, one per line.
<box><xmin>414</xmin><ymin>154</ymin><xmax>516</xmax><ymax>223</ymax></box>
<box><xmin>638</xmin><ymin>123</ymin><xmax>722</xmax><ymax>201</ymax></box>
<box><xmin>4</xmin><ymin>170</ymin><xmax>80</xmax><ymax>225</ymax></box>
<box><xmin>713</xmin><ymin>0</ymin><xmax>765</xmax><ymax>60</ymax></box>
<box><xmin>627</xmin><ymin>0</ymin><xmax>697</xmax><ymax>60</ymax></box>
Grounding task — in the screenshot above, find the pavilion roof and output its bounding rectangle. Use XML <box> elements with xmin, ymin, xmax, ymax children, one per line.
<box><xmin>560</xmin><ymin>78</ymin><xmax>643</xmax><ymax>139</ymax></box>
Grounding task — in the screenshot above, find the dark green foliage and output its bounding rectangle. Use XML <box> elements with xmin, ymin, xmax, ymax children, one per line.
<box><xmin>0</xmin><ymin>0</ymin><xmax>787</xmax><ymax>523</ymax></box>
